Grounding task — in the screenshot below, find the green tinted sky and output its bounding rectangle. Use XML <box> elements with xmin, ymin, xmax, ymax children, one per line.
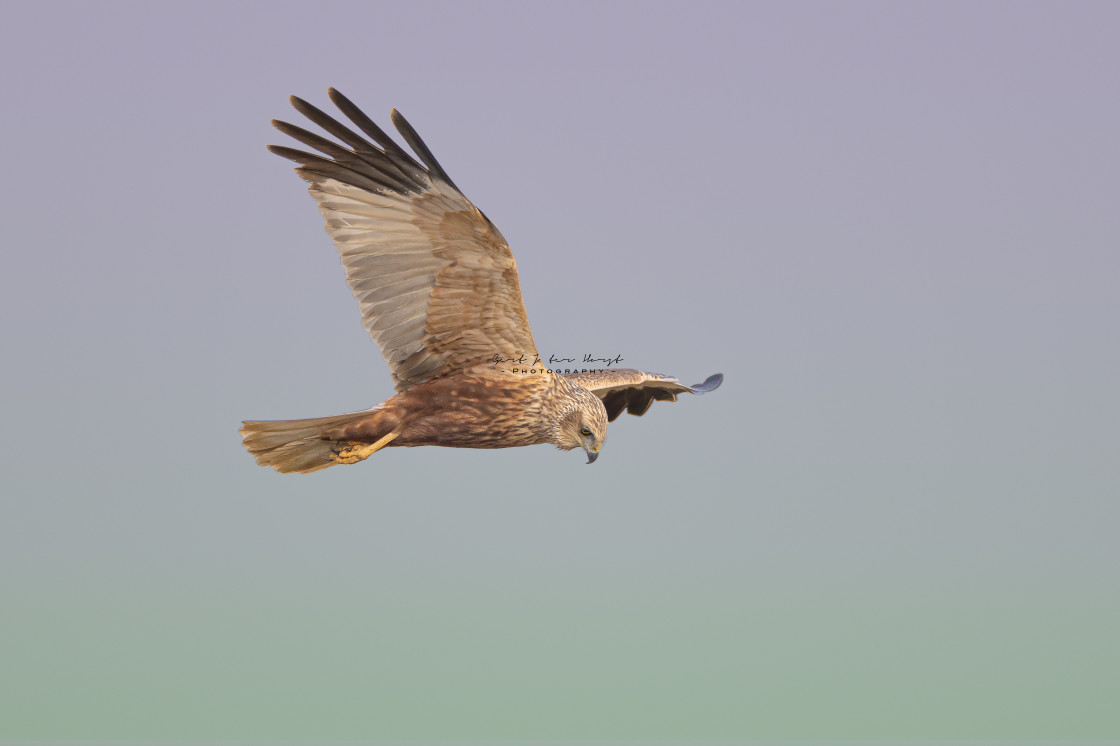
<box><xmin>1</xmin><ymin>0</ymin><xmax>1118</xmax><ymax>741</ymax></box>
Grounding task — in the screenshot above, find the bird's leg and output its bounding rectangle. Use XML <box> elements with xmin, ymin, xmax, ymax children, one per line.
<box><xmin>329</xmin><ymin>431</ymin><xmax>398</xmax><ymax>465</ymax></box>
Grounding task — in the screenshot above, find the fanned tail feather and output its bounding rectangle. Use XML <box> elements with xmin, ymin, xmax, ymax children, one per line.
<box><xmin>239</xmin><ymin>410</ymin><xmax>379</xmax><ymax>474</ymax></box>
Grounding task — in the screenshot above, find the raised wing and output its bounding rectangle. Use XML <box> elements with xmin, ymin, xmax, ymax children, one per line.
<box><xmin>270</xmin><ymin>88</ymin><xmax>539</xmax><ymax>391</ymax></box>
<box><xmin>563</xmin><ymin>369</ymin><xmax>723</xmax><ymax>422</ymax></box>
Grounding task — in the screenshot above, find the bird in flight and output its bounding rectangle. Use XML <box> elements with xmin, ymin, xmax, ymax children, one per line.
<box><xmin>241</xmin><ymin>89</ymin><xmax>722</xmax><ymax>473</ymax></box>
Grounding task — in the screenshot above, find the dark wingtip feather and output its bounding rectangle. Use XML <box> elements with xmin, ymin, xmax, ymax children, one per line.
<box><xmin>626</xmin><ymin>391</ymin><xmax>655</xmax><ymax>417</ymax></box>
<box><xmin>328</xmin><ymin>88</ymin><xmax>413</xmax><ymax>159</ymax></box>
<box><xmin>289</xmin><ymin>94</ymin><xmax>314</xmax><ymax>114</ymax></box>
<box><xmin>267</xmin><ymin>143</ymin><xmax>312</xmax><ymax>163</ymax></box>
<box><xmin>688</xmin><ymin>373</ymin><xmax>724</xmax><ymax>394</ymax></box>
<box><xmin>390</xmin><ymin>109</ymin><xmax>460</xmax><ymax>191</ymax></box>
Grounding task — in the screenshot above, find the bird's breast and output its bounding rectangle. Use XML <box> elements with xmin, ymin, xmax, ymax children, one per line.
<box><xmin>391</xmin><ymin>373</ymin><xmax>554</xmax><ymax>449</ymax></box>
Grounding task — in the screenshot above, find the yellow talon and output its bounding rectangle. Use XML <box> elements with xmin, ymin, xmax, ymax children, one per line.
<box><xmin>329</xmin><ymin>431</ymin><xmax>398</xmax><ymax>465</ymax></box>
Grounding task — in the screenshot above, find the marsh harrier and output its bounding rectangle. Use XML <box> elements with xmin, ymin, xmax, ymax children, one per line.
<box><xmin>241</xmin><ymin>90</ymin><xmax>722</xmax><ymax>473</ymax></box>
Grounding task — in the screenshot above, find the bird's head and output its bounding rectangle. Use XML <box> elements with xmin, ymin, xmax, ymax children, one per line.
<box><xmin>553</xmin><ymin>386</ymin><xmax>609</xmax><ymax>463</ymax></box>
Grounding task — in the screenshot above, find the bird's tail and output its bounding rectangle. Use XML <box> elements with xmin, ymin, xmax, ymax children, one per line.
<box><xmin>239</xmin><ymin>409</ymin><xmax>383</xmax><ymax>474</ymax></box>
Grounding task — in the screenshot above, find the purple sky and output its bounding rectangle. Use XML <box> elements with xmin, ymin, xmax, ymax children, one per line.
<box><xmin>2</xmin><ymin>0</ymin><xmax>1118</xmax><ymax>738</ymax></box>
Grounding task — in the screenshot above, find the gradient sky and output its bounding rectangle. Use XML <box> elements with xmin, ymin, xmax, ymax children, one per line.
<box><xmin>2</xmin><ymin>0</ymin><xmax>1118</xmax><ymax>742</ymax></box>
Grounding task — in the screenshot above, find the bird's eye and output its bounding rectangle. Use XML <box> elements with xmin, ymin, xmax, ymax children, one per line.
<box><xmin>580</xmin><ymin>427</ymin><xmax>592</xmax><ymax>437</ymax></box>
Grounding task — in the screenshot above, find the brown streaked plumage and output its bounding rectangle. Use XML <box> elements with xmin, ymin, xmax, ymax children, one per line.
<box><xmin>240</xmin><ymin>89</ymin><xmax>722</xmax><ymax>473</ymax></box>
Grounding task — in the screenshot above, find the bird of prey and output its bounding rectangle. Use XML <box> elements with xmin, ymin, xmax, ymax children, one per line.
<box><xmin>241</xmin><ymin>89</ymin><xmax>722</xmax><ymax>473</ymax></box>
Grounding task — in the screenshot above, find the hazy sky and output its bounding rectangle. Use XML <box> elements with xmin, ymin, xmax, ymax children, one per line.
<box><xmin>2</xmin><ymin>0</ymin><xmax>1118</xmax><ymax>741</ymax></box>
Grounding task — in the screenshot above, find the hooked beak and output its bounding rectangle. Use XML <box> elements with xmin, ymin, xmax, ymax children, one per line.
<box><xmin>585</xmin><ymin>449</ymin><xmax>599</xmax><ymax>464</ymax></box>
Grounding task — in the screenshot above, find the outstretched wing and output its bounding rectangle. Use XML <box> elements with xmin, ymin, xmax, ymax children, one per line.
<box><xmin>563</xmin><ymin>369</ymin><xmax>723</xmax><ymax>422</ymax></box>
<box><xmin>270</xmin><ymin>88</ymin><xmax>539</xmax><ymax>391</ymax></box>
